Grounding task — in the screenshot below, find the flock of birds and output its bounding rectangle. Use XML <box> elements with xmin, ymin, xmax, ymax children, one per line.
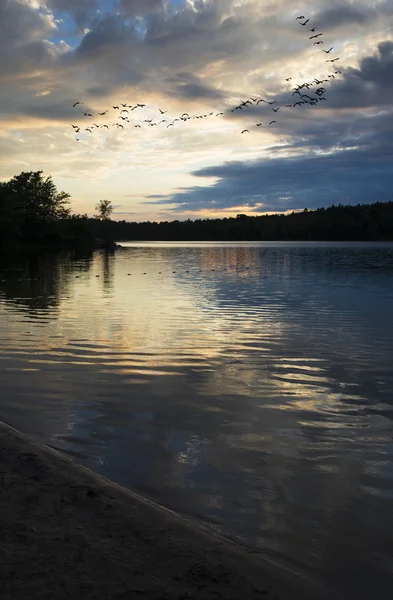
<box><xmin>69</xmin><ymin>15</ymin><xmax>342</xmax><ymax>141</ymax></box>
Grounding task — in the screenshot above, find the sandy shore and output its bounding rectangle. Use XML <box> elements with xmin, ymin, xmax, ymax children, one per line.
<box><xmin>0</xmin><ymin>421</ymin><xmax>333</xmax><ymax>600</ymax></box>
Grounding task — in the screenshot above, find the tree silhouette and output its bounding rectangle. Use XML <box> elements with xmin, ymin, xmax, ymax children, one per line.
<box><xmin>0</xmin><ymin>171</ymin><xmax>91</xmax><ymax>248</ymax></box>
<box><xmin>95</xmin><ymin>199</ymin><xmax>113</xmax><ymax>221</ymax></box>
<box><xmin>2</xmin><ymin>171</ymin><xmax>71</xmax><ymax>224</ymax></box>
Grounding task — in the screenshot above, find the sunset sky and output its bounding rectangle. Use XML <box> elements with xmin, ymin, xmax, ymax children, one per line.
<box><xmin>1</xmin><ymin>0</ymin><xmax>392</xmax><ymax>221</ymax></box>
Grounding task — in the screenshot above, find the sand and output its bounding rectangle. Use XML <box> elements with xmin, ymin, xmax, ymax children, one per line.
<box><xmin>0</xmin><ymin>421</ymin><xmax>333</xmax><ymax>600</ymax></box>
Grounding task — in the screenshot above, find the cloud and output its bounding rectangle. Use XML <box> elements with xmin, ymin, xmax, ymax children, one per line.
<box><xmin>0</xmin><ymin>0</ymin><xmax>58</xmax><ymax>80</ymax></box>
<box><xmin>315</xmin><ymin>40</ymin><xmax>393</xmax><ymax>111</ymax></box>
<box><xmin>316</xmin><ymin>1</ymin><xmax>372</xmax><ymax>29</ymax></box>
<box><xmin>146</xmin><ymin>35</ymin><xmax>393</xmax><ymax>214</ymax></box>
<box><xmin>165</xmin><ymin>72</ymin><xmax>226</xmax><ymax>100</ymax></box>
<box><xmin>120</xmin><ymin>0</ymin><xmax>164</xmax><ymax>18</ymax></box>
<box><xmin>316</xmin><ymin>0</ymin><xmax>393</xmax><ymax>30</ymax></box>
<box><xmin>44</xmin><ymin>0</ymin><xmax>99</xmax><ymax>29</ymax></box>
<box><xmin>148</xmin><ymin>133</ymin><xmax>393</xmax><ymax>212</ymax></box>
<box><xmin>1</xmin><ymin>0</ymin><xmax>392</xmax><ymax>220</ymax></box>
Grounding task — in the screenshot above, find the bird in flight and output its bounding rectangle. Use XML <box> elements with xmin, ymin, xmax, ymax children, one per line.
<box><xmin>256</xmin><ymin>123</ymin><xmax>262</xmax><ymax>126</ymax></box>
<box><xmin>216</xmin><ymin>112</ymin><xmax>224</xmax><ymax>116</ymax></box>
<box><xmin>300</xmin><ymin>19</ymin><xmax>310</xmax><ymax>26</ymax></box>
<box><xmin>268</xmin><ymin>100</ymin><xmax>277</xmax><ymax>105</ymax></box>
<box><xmin>296</xmin><ymin>16</ymin><xmax>305</xmax><ymax>20</ymax></box>
<box><xmin>272</xmin><ymin>107</ymin><xmax>280</xmax><ymax>112</ymax></box>
<box><xmin>98</xmin><ymin>110</ymin><xmax>108</xmax><ymax>115</ymax></box>
<box><xmin>159</xmin><ymin>109</ymin><xmax>167</xmax><ymax>114</ymax></box>
<box><xmin>257</xmin><ymin>99</ymin><xmax>266</xmax><ymax>104</ymax></box>
<box><xmin>310</xmin><ymin>28</ymin><xmax>317</xmax><ymax>32</ymax></box>
<box><xmin>73</xmin><ymin>101</ymin><xmax>83</xmax><ymax>107</ymax></box>
<box><xmin>285</xmin><ymin>77</ymin><xmax>292</xmax><ymax>81</ymax></box>
<box><xmin>310</xmin><ymin>33</ymin><xmax>323</xmax><ymax>39</ymax></box>
<box><xmin>327</xmin><ymin>57</ymin><xmax>340</xmax><ymax>62</ymax></box>
<box><xmin>269</xmin><ymin>121</ymin><xmax>276</xmax><ymax>125</ymax></box>
<box><xmin>324</xmin><ymin>47</ymin><xmax>334</xmax><ymax>53</ymax></box>
<box><xmin>314</xmin><ymin>41</ymin><xmax>323</xmax><ymax>45</ymax></box>
<box><xmin>241</xmin><ymin>129</ymin><xmax>250</xmax><ymax>134</ymax></box>
<box><xmin>113</xmin><ymin>106</ymin><xmax>119</xmax><ymax>109</ymax></box>
<box><xmin>101</xmin><ymin>125</ymin><xmax>109</xmax><ymax>129</ymax></box>
<box><xmin>83</xmin><ymin>112</ymin><xmax>93</xmax><ymax>117</ymax></box>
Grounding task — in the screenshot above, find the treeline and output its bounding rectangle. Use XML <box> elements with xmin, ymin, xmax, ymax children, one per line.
<box><xmin>104</xmin><ymin>202</ymin><xmax>393</xmax><ymax>242</ymax></box>
<box><xmin>1</xmin><ymin>170</ymin><xmax>392</xmax><ymax>248</ymax></box>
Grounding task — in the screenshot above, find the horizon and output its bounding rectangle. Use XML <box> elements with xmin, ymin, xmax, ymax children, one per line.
<box><xmin>1</xmin><ymin>0</ymin><xmax>392</xmax><ymax>222</ymax></box>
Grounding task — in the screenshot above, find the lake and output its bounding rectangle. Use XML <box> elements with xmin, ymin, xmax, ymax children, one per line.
<box><xmin>0</xmin><ymin>241</ymin><xmax>392</xmax><ymax>599</ymax></box>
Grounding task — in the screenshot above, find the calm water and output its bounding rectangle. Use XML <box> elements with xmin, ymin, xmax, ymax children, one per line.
<box><xmin>1</xmin><ymin>242</ymin><xmax>392</xmax><ymax>599</ymax></box>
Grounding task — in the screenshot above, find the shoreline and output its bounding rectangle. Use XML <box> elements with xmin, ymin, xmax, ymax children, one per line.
<box><xmin>0</xmin><ymin>420</ymin><xmax>336</xmax><ymax>600</ymax></box>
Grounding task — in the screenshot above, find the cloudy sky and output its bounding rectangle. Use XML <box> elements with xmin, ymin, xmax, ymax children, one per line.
<box><xmin>1</xmin><ymin>0</ymin><xmax>392</xmax><ymax>221</ymax></box>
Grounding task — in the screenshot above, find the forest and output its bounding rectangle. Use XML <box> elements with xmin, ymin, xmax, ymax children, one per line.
<box><xmin>106</xmin><ymin>203</ymin><xmax>393</xmax><ymax>242</ymax></box>
<box><xmin>1</xmin><ymin>171</ymin><xmax>392</xmax><ymax>248</ymax></box>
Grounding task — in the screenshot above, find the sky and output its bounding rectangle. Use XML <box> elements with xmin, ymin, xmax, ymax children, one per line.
<box><xmin>0</xmin><ymin>0</ymin><xmax>392</xmax><ymax>221</ymax></box>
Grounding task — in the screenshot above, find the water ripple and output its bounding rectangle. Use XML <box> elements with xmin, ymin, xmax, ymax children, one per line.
<box><xmin>0</xmin><ymin>242</ymin><xmax>393</xmax><ymax>600</ymax></box>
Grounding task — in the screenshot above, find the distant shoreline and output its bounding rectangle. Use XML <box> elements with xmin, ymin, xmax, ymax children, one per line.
<box><xmin>0</xmin><ymin>420</ymin><xmax>334</xmax><ymax>600</ymax></box>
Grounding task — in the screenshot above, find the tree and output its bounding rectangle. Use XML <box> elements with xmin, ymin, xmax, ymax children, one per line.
<box><xmin>2</xmin><ymin>171</ymin><xmax>71</xmax><ymax>224</ymax></box>
<box><xmin>95</xmin><ymin>199</ymin><xmax>113</xmax><ymax>220</ymax></box>
<box><xmin>0</xmin><ymin>171</ymin><xmax>72</xmax><ymax>244</ymax></box>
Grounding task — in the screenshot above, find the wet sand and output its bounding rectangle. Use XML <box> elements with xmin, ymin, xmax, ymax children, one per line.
<box><xmin>0</xmin><ymin>421</ymin><xmax>333</xmax><ymax>600</ymax></box>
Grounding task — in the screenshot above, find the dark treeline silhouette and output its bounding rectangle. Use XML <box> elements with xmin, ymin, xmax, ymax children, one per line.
<box><xmin>101</xmin><ymin>203</ymin><xmax>393</xmax><ymax>242</ymax></box>
<box><xmin>1</xmin><ymin>171</ymin><xmax>392</xmax><ymax>247</ymax></box>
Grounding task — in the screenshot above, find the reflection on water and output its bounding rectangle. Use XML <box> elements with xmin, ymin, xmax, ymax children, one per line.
<box><xmin>1</xmin><ymin>242</ymin><xmax>393</xmax><ymax>599</ymax></box>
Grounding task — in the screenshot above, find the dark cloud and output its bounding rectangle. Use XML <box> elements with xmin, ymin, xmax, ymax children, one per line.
<box><xmin>0</xmin><ymin>0</ymin><xmax>57</xmax><ymax>79</ymax></box>
<box><xmin>315</xmin><ymin>0</ymin><xmax>393</xmax><ymax>30</ymax></box>
<box><xmin>114</xmin><ymin>211</ymin><xmax>138</xmax><ymax>215</ymax></box>
<box><xmin>321</xmin><ymin>41</ymin><xmax>393</xmax><ymax>109</ymax></box>
<box><xmin>75</xmin><ymin>15</ymin><xmax>139</xmax><ymax>56</ymax></box>
<box><xmin>316</xmin><ymin>1</ymin><xmax>371</xmax><ymax>29</ymax></box>
<box><xmin>45</xmin><ymin>0</ymin><xmax>99</xmax><ymax>28</ymax></box>
<box><xmin>85</xmin><ymin>85</ymin><xmax>115</xmax><ymax>97</ymax></box>
<box><xmin>148</xmin><ymin>136</ymin><xmax>393</xmax><ymax>212</ymax></box>
<box><xmin>165</xmin><ymin>73</ymin><xmax>225</xmax><ymax>100</ymax></box>
<box><xmin>0</xmin><ymin>0</ymin><xmax>49</xmax><ymax>43</ymax></box>
<box><xmin>356</xmin><ymin>40</ymin><xmax>393</xmax><ymax>88</ymax></box>
<box><xmin>120</xmin><ymin>0</ymin><xmax>164</xmax><ymax>18</ymax></box>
